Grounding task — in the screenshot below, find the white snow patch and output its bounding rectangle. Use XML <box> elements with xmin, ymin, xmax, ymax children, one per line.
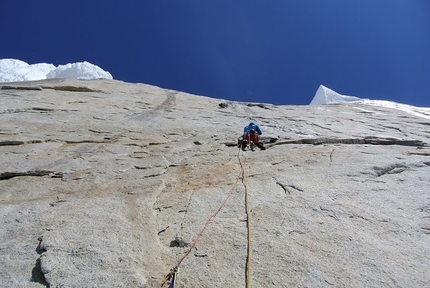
<box><xmin>46</xmin><ymin>61</ymin><xmax>112</xmax><ymax>80</ymax></box>
<box><xmin>311</xmin><ymin>84</ymin><xmax>430</xmax><ymax>120</ymax></box>
<box><xmin>363</xmin><ymin>99</ymin><xmax>430</xmax><ymax>120</ymax></box>
<box><xmin>0</xmin><ymin>59</ymin><xmax>112</xmax><ymax>83</ymax></box>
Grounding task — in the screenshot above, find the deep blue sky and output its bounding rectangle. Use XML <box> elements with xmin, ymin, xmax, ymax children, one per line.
<box><xmin>1</xmin><ymin>1</ymin><xmax>429</xmax><ymax>106</ymax></box>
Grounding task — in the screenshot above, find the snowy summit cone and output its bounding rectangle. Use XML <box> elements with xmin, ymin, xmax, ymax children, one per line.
<box><xmin>310</xmin><ymin>85</ymin><xmax>362</xmax><ymax>105</ymax></box>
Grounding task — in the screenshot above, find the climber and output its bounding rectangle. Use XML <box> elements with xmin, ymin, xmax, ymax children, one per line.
<box><xmin>238</xmin><ymin>122</ymin><xmax>266</xmax><ymax>151</ymax></box>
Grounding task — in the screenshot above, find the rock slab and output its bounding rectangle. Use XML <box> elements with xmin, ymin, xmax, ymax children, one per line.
<box><xmin>1</xmin><ymin>79</ymin><xmax>429</xmax><ymax>287</ymax></box>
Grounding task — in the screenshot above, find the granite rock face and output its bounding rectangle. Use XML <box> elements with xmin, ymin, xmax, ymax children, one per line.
<box><xmin>1</xmin><ymin>79</ymin><xmax>429</xmax><ymax>287</ymax></box>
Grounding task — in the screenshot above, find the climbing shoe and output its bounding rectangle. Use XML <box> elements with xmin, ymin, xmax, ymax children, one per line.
<box><xmin>241</xmin><ymin>140</ymin><xmax>248</xmax><ymax>151</ymax></box>
<box><xmin>256</xmin><ymin>142</ymin><xmax>266</xmax><ymax>150</ymax></box>
<box><xmin>237</xmin><ymin>138</ymin><xmax>242</xmax><ymax>148</ymax></box>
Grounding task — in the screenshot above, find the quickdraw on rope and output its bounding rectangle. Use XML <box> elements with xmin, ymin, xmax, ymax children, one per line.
<box><xmin>161</xmin><ymin>148</ymin><xmax>246</xmax><ymax>287</ymax></box>
<box><xmin>162</xmin><ymin>266</ymin><xmax>179</xmax><ymax>288</ymax></box>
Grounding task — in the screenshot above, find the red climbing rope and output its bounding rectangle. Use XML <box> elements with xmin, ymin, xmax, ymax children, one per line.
<box><xmin>161</xmin><ymin>148</ymin><xmax>246</xmax><ymax>287</ymax></box>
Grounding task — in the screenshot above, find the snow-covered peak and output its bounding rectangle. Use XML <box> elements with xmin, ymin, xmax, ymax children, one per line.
<box><xmin>46</xmin><ymin>61</ymin><xmax>112</xmax><ymax>80</ymax></box>
<box><xmin>0</xmin><ymin>59</ymin><xmax>112</xmax><ymax>83</ymax></box>
<box><xmin>311</xmin><ymin>84</ymin><xmax>430</xmax><ymax>120</ymax></box>
<box><xmin>310</xmin><ymin>85</ymin><xmax>363</xmax><ymax>105</ymax></box>
<box><xmin>0</xmin><ymin>59</ymin><xmax>55</xmax><ymax>82</ymax></box>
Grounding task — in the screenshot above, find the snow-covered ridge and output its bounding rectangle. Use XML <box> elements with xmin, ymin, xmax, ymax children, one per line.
<box><xmin>311</xmin><ymin>84</ymin><xmax>430</xmax><ymax>120</ymax></box>
<box><xmin>0</xmin><ymin>59</ymin><xmax>112</xmax><ymax>83</ymax></box>
<box><xmin>1</xmin><ymin>59</ymin><xmax>429</xmax><ymax>120</ymax></box>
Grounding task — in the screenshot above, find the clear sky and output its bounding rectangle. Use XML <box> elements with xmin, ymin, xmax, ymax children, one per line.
<box><xmin>1</xmin><ymin>1</ymin><xmax>429</xmax><ymax>106</ymax></box>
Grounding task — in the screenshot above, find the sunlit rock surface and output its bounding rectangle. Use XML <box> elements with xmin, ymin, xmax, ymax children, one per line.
<box><xmin>1</xmin><ymin>79</ymin><xmax>429</xmax><ymax>287</ymax></box>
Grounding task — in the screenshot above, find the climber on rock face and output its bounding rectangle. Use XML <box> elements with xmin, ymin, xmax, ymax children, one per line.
<box><xmin>238</xmin><ymin>122</ymin><xmax>266</xmax><ymax>151</ymax></box>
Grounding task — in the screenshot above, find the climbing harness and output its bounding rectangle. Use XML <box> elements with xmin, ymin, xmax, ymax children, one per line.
<box><xmin>161</xmin><ymin>148</ymin><xmax>252</xmax><ymax>287</ymax></box>
<box><xmin>239</xmin><ymin>130</ymin><xmax>264</xmax><ymax>151</ymax></box>
<box><xmin>239</xmin><ymin>132</ymin><xmax>253</xmax><ymax>151</ymax></box>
